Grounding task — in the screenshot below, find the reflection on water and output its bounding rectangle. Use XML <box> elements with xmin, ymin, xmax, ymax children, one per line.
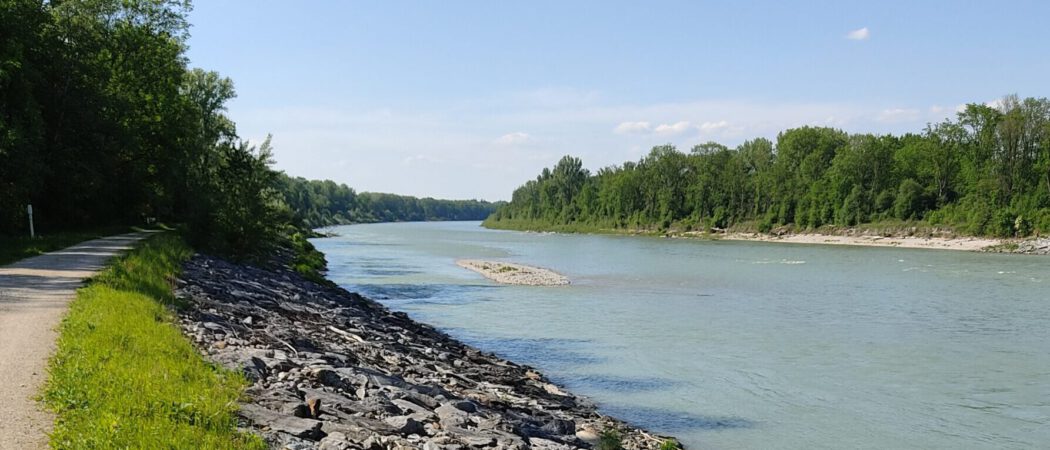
<box><xmin>313</xmin><ymin>221</ymin><xmax>1050</xmax><ymax>450</ymax></box>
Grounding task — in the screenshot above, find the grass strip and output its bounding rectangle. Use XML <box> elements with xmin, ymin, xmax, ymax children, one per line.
<box><xmin>43</xmin><ymin>233</ymin><xmax>264</xmax><ymax>449</ymax></box>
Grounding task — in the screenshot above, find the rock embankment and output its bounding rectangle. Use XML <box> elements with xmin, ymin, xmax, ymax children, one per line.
<box><xmin>456</xmin><ymin>260</ymin><xmax>569</xmax><ymax>286</ymax></box>
<box><xmin>1013</xmin><ymin>237</ymin><xmax>1050</xmax><ymax>255</ymax></box>
<box><xmin>982</xmin><ymin>237</ymin><xmax>1050</xmax><ymax>255</ymax></box>
<box><xmin>175</xmin><ymin>254</ymin><xmax>675</xmax><ymax>449</ymax></box>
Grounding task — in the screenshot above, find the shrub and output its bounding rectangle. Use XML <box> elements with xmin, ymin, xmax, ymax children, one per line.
<box><xmin>875</xmin><ymin>189</ymin><xmax>895</xmax><ymax>213</ymax></box>
<box><xmin>967</xmin><ymin>204</ymin><xmax>992</xmax><ymax>235</ymax></box>
<box><xmin>1035</xmin><ymin>209</ymin><xmax>1050</xmax><ymax>235</ymax></box>
<box><xmin>597</xmin><ymin>429</ymin><xmax>623</xmax><ymax>450</ymax></box>
<box><xmin>1014</xmin><ymin>214</ymin><xmax>1033</xmax><ymax>237</ymax></box>
<box><xmin>711</xmin><ymin>207</ymin><xmax>728</xmax><ymax>229</ymax></box>
<box><xmin>757</xmin><ymin>214</ymin><xmax>774</xmax><ymax>233</ymax></box>
<box><xmin>894</xmin><ymin>179</ymin><xmax>924</xmax><ymax>220</ymax></box>
<box><xmin>991</xmin><ymin>210</ymin><xmax>1015</xmax><ymax>237</ymax></box>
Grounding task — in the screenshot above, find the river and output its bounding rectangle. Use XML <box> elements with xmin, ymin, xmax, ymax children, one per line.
<box><xmin>311</xmin><ymin>221</ymin><xmax>1049</xmax><ymax>449</ymax></box>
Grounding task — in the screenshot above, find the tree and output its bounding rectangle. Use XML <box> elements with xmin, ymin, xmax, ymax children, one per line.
<box><xmin>486</xmin><ymin>99</ymin><xmax>1050</xmax><ymax>238</ymax></box>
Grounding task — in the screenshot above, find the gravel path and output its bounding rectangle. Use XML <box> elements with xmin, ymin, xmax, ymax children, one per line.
<box><xmin>0</xmin><ymin>233</ymin><xmax>149</xmax><ymax>449</ymax></box>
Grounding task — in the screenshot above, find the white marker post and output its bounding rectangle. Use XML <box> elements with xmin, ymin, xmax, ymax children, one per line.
<box><xmin>27</xmin><ymin>204</ymin><xmax>35</xmax><ymax>239</ymax></box>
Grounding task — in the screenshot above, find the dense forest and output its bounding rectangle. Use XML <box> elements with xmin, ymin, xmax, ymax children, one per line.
<box><xmin>486</xmin><ymin>96</ymin><xmax>1050</xmax><ymax>238</ymax></box>
<box><xmin>0</xmin><ymin>0</ymin><xmax>491</xmax><ymax>256</ymax></box>
<box><xmin>278</xmin><ymin>175</ymin><xmax>498</xmax><ymax>228</ymax></box>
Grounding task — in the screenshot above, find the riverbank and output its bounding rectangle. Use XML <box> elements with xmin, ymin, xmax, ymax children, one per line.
<box><xmin>712</xmin><ymin>231</ymin><xmax>1003</xmax><ymax>251</ymax></box>
<box><xmin>484</xmin><ymin>220</ymin><xmax>1050</xmax><ymax>254</ymax></box>
<box><xmin>176</xmin><ymin>252</ymin><xmax>678</xmax><ymax>449</ymax></box>
<box><xmin>457</xmin><ymin>259</ymin><xmax>569</xmax><ymax>286</ymax></box>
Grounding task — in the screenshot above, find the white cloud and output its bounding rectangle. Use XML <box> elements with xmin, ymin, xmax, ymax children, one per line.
<box><xmin>698</xmin><ymin>120</ymin><xmax>730</xmax><ymax>132</ymax></box>
<box><xmin>654</xmin><ymin>121</ymin><xmax>693</xmax><ymax>135</ymax></box>
<box><xmin>876</xmin><ymin>108</ymin><xmax>919</xmax><ymax>123</ymax></box>
<box><xmin>494</xmin><ymin>131</ymin><xmax>533</xmax><ymax>145</ymax></box>
<box><xmin>845</xmin><ymin>27</ymin><xmax>870</xmax><ymax>41</ymax></box>
<box><xmin>614</xmin><ymin>121</ymin><xmax>653</xmax><ymax>134</ymax></box>
<box><xmin>234</xmin><ymin>94</ymin><xmax>941</xmax><ymax>201</ymax></box>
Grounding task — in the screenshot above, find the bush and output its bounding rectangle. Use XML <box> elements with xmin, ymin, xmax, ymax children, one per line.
<box><xmin>660</xmin><ymin>440</ymin><xmax>680</xmax><ymax>450</ymax></box>
<box><xmin>1036</xmin><ymin>209</ymin><xmax>1050</xmax><ymax>236</ymax></box>
<box><xmin>597</xmin><ymin>429</ymin><xmax>623</xmax><ymax>450</ymax></box>
<box><xmin>757</xmin><ymin>214</ymin><xmax>774</xmax><ymax>233</ymax></box>
<box><xmin>1014</xmin><ymin>214</ymin><xmax>1033</xmax><ymax>237</ymax></box>
<box><xmin>875</xmin><ymin>189</ymin><xmax>895</xmax><ymax>213</ymax></box>
<box><xmin>894</xmin><ymin>179</ymin><xmax>924</xmax><ymax>220</ymax></box>
<box><xmin>836</xmin><ymin>185</ymin><xmax>864</xmax><ymax>226</ymax></box>
<box><xmin>991</xmin><ymin>210</ymin><xmax>1016</xmax><ymax>237</ymax></box>
<box><xmin>286</xmin><ymin>229</ymin><xmax>330</xmax><ymax>284</ymax></box>
<box><xmin>705</xmin><ymin>207</ymin><xmax>724</xmax><ymax>229</ymax></box>
<box><xmin>967</xmin><ymin>204</ymin><xmax>992</xmax><ymax>235</ymax></box>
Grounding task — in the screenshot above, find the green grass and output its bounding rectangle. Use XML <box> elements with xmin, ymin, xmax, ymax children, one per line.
<box><xmin>0</xmin><ymin>227</ymin><xmax>129</xmax><ymax>266</ymax></box>
<box><xmin>44</xmin><ymin>233</ymin><xmax>265</xmax><ymax>449</ymax></box>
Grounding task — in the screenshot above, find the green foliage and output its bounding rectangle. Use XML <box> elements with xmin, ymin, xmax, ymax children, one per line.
<box><xmin>596</xmin><ymin>429</ymin><xmax>624</xmax><ymax>450</ymax></box>
<box><xmin>487</xmin><ymin>97</ymin><xmax>1050</xmax><ymax>238</ymax></box>
<box><xmin>660</xmin><ymin>440</ymin><xmax>680</xmax><ymax>450</ymax></box>
<box><xmin>1036</xmin><ymin>209</ymin><xmax>1050</xmax><ymax>235</ymax></box>
<box><xmin>894</xmin><ymin>179</ymin><xmax>925</xmax><ymax>220</ymax></box>
<box><xmin>285</xmin><ymin>228</ymin><xmax>329</xmax><ymax>284</ymax></box>
<box><xmin>0</xmin><ymin>0</ymin><xmax>283</xmax><ymax>258</ymax></box>
<box><xmin>187</xmin><ymin>137</ymin><xmax>287</xmax><ymax>258</ymax></box>
<box><xmin>276</xmin><ymin>175</ymin><xmax>499</xmax><ymax>228</ymax></box>
<box><xmin>352</xmin><ymin>192</ymin><xmax>499</xmax><ymax>224</ymax></box>
<box><xmin>44</xmin><ymin>234</ymin><xmax>264</xmax><ymax>449</ymax></box>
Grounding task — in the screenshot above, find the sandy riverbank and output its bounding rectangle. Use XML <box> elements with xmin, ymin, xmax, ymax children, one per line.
<box><xmin>716</xmin><ymin>232</ymin><xmax>1003</xmax><ymax>251</ymax></box>
<box><xmin>457</xmin><ymin>259</ymin><xmax>570</xmax><ymax>286</ymax></box>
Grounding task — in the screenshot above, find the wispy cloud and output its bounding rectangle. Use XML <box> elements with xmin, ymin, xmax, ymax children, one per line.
<box><xmin>235</xmin><ymin>93</ymin><xmax>943</xmax><ymax>201</ymax></box>
<box><xmin>876</xmin><ymin>108</ymin><xmax>919</xmax><ymax>123</ymax></box>
<box><xmin>616</xmin><ymin>119</ymin><xmax>738</xmax><ymax>138</ymax></box>
<box><xmin>845</xmin><ymin>27</ymin><xmax>870</xmax><ymax>41</ymax></box>
<box><xmin>654</xmin><ymin>121</ymin><xmax>693</xmax><ymax>135</ymax></box>
<box><xmin>614</xmin><ymin>121</ymin><xmax>653</xmax><ymax>134</ymax></box>
<box><xmin>494</xmin><ymin>131</ymin><xmax>533</xmax><ymax>145</ymax></box>
<box><xmin>699</xmin><ymin>120</ymin><xmax>730</xmax><ymax>132</ymax></box>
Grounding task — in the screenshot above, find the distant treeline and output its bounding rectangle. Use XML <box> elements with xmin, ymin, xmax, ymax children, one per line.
<box><xmin>487</xmin><ymin>96</ymin><xmax>1050</xmax><ymax>237</ymax></box>
<box><xmin>0</xmin><ymin>1</ymin><xmax>493</xmax><ymax>257</ymax></box>
<box><xmin>278</xmin><ymin>176</ymin><xmax>499</xmax><ymax>228</ymax></box>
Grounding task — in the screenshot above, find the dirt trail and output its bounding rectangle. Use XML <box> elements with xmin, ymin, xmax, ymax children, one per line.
<box><xmin>0</xmin><ymin>233</ymin><xmax>149</xmax><ymax>449</ymax></box>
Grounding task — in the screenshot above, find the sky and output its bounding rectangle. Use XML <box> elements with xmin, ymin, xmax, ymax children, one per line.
<box><xmin>185</xmin><ymin>1</ymin><xmax>1050</xmax><ymax>201</ymax></box>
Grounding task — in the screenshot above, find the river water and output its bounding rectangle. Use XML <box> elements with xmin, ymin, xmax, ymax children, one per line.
<box><xmin>311</xmin><ymin>221</ymin><xmax>1049</xmax><ymax>449</ymax></box>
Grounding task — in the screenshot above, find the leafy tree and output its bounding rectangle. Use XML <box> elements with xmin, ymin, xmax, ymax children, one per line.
<box><xmin>487</xmin><ymin>95</ymin><xmax>1050</xmax><ymax>237</ymax></box>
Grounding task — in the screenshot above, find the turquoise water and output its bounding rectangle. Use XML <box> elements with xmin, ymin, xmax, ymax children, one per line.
<box><xmin>312</xmin><ymin>222</ymin><xmax>1049</xmax><ymax>449</ymax></box>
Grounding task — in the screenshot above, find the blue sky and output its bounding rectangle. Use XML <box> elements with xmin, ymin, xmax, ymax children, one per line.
<box><xmin>186</xmin><ymin>1</ymin><xmax>1050</xmax><ymax>201</ymax></box>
